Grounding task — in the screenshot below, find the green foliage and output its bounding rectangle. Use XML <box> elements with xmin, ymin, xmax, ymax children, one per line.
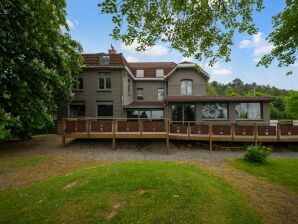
<box><xmin>258</xmin><ymin>0</ymin><xmax>298</xmax><ymax>73</ymax></box>
<box><xmin>244</xmin><ymin>145</ymin><xmax>271</xmax><ymax>163</ymax></box>
<box><xmin>286</xmin><ymin>91</ymin><xmax>298</xmax><ymax>119</ymax></box>
<box><xmin>206</xmin><ymin>83</ymin><xmax>218</xmax><ymax>96</ymax></box>
<box><xmin>229</xmin><ymin>158</ymin><xmax>298</xmax><ymax>192</ymax></box>
<box><xmin>98</xmin><ymin>0</ymin><xmax>264</xmax><ymax>65</ymax></box>
<box><xmin>0</xmin><ymin>0</ymin><xmax>83</xmax><ymax>139</ymax></box>
<box><xmin>0</xmin><ymin>162</ymin><xmax>261</xmax><ymax>223</ymax></box>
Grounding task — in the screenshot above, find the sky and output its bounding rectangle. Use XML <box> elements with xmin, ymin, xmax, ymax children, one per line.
<box><xmin>65</xmin><ymin>0</ymin><xmax>298</xmax><ymax>90</ymax></box>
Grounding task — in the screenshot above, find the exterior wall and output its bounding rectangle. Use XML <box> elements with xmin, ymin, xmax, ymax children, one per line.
<box><xmin>122</xmin><ymin>72</ymin><xmax>134</xmax><ymax>106</ymax></box>
<box><xmin>72</xmin><ymin>68</ymin><xmax>123</xmax><ymax>117</ymax></box>
<box><xmin>166</xmin><ymin>102</ymin><xmax>271</xmax><ymax>123</ymax></box>
<box><xmin>167</xmin><ymin>68</ymin><xmax>207</xmax><ymax>96</ymax></box>
<box><xmin>134</xmin><ymin>80</ymin><xmax>166</xmax><ymax>101</ymax></box>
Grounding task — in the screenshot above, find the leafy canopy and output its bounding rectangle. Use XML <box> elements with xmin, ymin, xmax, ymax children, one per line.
<box><xmin>258</xmin><ymin>0</ymin><xmax>298</xmax><ymax>74</ymax></box>
<box><xmin>98</xmin><ymin>0</ymin><xmax>264</xmax><ymax>65</ymax></box>
<box><xmin>0</xmin><ymin>0</ymin><xmax>83</xmax><ymax>139</ymax></box>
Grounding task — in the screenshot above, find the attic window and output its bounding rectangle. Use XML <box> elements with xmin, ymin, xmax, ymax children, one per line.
<box><xmin>136</xmin><ymin>70</ymin><xmax>144</xmax><ymax>77</ymax></box>
<box><xmin>100</xmin><ymin>55</ymin><xmax>110</xmax><ymax>65</ymax></box>
<box><xmin>156</xmin><ymin>69</ymin><xmax>164</xmax><ymax>77</ymax></box>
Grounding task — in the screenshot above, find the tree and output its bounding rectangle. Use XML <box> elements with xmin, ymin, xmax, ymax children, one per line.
<box><xmin>206</xmin><ymin>84</ymin><xmax>218</xmax><ymax>96</ymax></box>
<box><xmin>286</xmin><ymin>91</ymin><xmax>298</xmax><ymax>119</ymax></box>
<box><xmin>259</xmin><ymin>0</ymin><xmax>298</xmax><ymax>74</ymax></box>
<box><xmin>0</xmin><ymin>0</ymin><xmax>83</xmax><ymax>139</ymax></box>
<box><xmin>224</xmin><ymin>86</ymin><xmax>239</xmax><ymax>96</ymax></box>
<box><xmin>98</xmin><ymin>0</ymin><xmax>264</xmax><ymax>65</ymax></box>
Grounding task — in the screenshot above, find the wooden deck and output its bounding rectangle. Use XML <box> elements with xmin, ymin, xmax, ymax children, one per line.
<box><xmin>61</xmin><ymin>118</ymin><xmax>298</xmax><ymax>152</ymax></box>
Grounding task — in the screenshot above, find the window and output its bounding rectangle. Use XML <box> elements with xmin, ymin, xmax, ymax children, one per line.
<box><xmin>98</xmin><ymin>73</ymin><xmax>111</xmax><ymax>90</ymax></box>
<box><xmin>156</xmin><ymin>69</ymin><xmax>164</xmax><ymax>77</ymax></box>
<box><xmin>136</xmin><ymin>70</ymin><xmax>144</xmax><ymax>78</ymax></box>
<box><xmin>97</xmin><ymin>102</ymin><xmax>113</xmax><ymax>117</ymax></box>
<box><xmin>128</xmin><ymin>79</ymin><xmax>131</xmax><ymax>95</ymax></box>
<box><xmin>69</xmin><ymin>101</ymin><xmax>85</xmax><ymax>117</ymax></box>
<box><xmin>157</xmin><ymin>88</ymin><xmax>165</xmax><ymax>101</ymax></box>
<box><xmin>137</xmin><ymin>88</ymin><xmax>143</xmax><ymax>100</ymax></box>
<box><xmin>73</xmin><ymin>77</ymin><xmax>83</xmax><ymax>90</ymax></box>
<box><xmin>181</xmin><ymin>80</ymin><xmax>193</xmax><ymax>95</ymax></box>
<box><xmin>202</xmin><ymin>103</ymin><xmax>228</xmax><ymax>119</ymax></box>
<box><xmin>236</xmin><ymin>103</ymin><xmax>262</xmax><ymax>119</ymax></box>
<box><xmin>100</xmin><ymin>55</ymin><xmax>110</xmax><ymax>65</ymax></box>
<box><xmin>171</xmin><ymin>104</ymin><xmax>195</xmax><ymax>121</ymax></box>
<box><xmin>127</xmin><ymin>109</ymin><xmax>164</xmax><ymax>119</ymax></box>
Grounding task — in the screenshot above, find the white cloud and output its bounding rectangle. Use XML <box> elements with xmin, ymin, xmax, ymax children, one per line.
<box><xmin>239</xmin><ymin>32</ymin><xmax>274</xmax><ymax>63</ymax></box>
<box><xmin>181</xmin><ymin>56</ymin><xmax>194</xmax><ymax>62</ymax></box>
<box><xmin>203</xmin><ymin>63</ymin><xmax>232</xmax><ymax>76</ymax></box>
<box><xmin>121</xmin><ymin>41</ymin><xmax>169</xmax><ymax>57</ymax></box>
<box><xmin>126</xmin><ymin>56</ymin><xmax>139</xmax><ymax>62</ymax></box>
<box><xmin>66</xmin><ymin>19</ymin><xmax>75</xmax><ymax>29</ymax></box>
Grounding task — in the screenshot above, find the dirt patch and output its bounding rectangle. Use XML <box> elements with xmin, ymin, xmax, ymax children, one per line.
<box><xmin>136</xmin><ymin>189</ymin><xmax>151</xmax><ymax>195</ymax></box>
<box><xmin>63</xmin><ymin>179</ymin><xmax>79</xmax><ymax>190</ymax></box>
<box><xmin>196</xmin><ymin>160</ymin><xmax>298</xmax><ymax>224</ymax></box>
<box><xmin>106</xmin><ymin>201</ymin><xmax>126</xmax><ymax>220</ymax></box>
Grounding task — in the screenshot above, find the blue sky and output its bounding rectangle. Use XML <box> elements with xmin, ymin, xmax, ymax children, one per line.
<box><xmin>65</xmin><ymin>0</ymin><xmax>298</xmax><ymax>90</ymax></box>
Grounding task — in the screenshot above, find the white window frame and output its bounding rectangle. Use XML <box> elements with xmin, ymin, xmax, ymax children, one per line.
<box><xmin>136</xmin><ymin>70</ymin><xmax>144</xmax><ymax>78</ymax></box>
<box><xmin>181</xmin><ymin>79</ymin><xmax>193</xmax><ymax>96</ymax></box>
<box><xmin>96</xmin><ymin>101</ymin><xmax>113</xmax><ymax>117</ymax></box>
<box><xmin>157</xmin><ymin>88</ymin><xmax>165</xmax><ymax>101</ymax></box>
<box><xmin>156</xmin><ymin>69</ymin><xmax>164</xmax><ymax>77</ymax></box>
<box><xmin>137</xmin><ymin>88</ymin><xmax>144</xmax><ymax>100</ymax></box>
<box><xmin>73</xmin><ymin>76</ymin><xmax>84</xmax><ymax>91</ymax></box>
<box><xmin>98</xmin><ymin>73</ymin><xmax>111</xmax><ymax>91</ymax></box>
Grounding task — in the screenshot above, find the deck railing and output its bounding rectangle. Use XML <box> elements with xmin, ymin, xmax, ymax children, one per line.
<box><xmin>61</xmin><ymin>118</ymin><xmax>298</xmax><ymax>152</ymax></box>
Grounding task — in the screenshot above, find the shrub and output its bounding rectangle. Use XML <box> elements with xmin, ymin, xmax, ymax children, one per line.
<box><xmin>287</xmin><ymin>143</ymin><xmax>298</xmax><ymax>151</ymax></box>
<box><xmin>244</xmin><ymin>145</ymin><xmax>271</xmax><ymax>163</ymax></box>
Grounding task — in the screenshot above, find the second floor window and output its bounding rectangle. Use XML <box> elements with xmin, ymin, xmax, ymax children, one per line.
<box><xmin>157</xmin><ymin>88</ymin><xmax>165</xmax><ymax>101</ymax></box>
<box><xmin>136</xmin><ymin>70</ymin><xmax>144</xmax><ymax>78</ymax></box>
<box><xmin>137</xmin><ymin>88</ymin><xmax>143</xmax><ymax>100</ymax></box>
<box><xmin>98</xmin><ymin>73</ymin><xmax>111</xmax><ymax>90</ymax></box>
<box><xmin>181</xmin><ymin>80</ymin><xmax>192</xmax><ymax>95</ymax></box>
<box><xmin>73</xmin><ymin>77</ymin><xmax>83</xmax><ymax>90</ymax></box>
<box><xmin>100</xmin><ymin>55</ymin><xmax>110</xmax><ymax>65</ymax></box>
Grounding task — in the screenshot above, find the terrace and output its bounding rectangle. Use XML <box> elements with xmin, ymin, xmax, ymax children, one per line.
<box><xmin>61</xmin><ymin>118</ymin><xmax>298</xmax><ymax>152</ymax></box>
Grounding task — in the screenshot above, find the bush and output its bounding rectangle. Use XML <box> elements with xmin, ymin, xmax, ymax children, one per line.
<box><xmin>287</xmin><ymin>143</ymin><xmax>298</xmax><ymax>151</ymax></box>
<box><xmin>244</xmin><ymin>145</ymin><xmax>271</xmax><ymax>163</ymax></box>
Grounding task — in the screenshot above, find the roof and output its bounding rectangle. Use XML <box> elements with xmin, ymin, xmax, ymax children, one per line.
<box><xmin>128</xmin><ymin>62</ymin><xmax>177</xmax><ymax>78</ymax></box>
<box><xmin>82</xmin><ymin>53</ymin><xmax>129</xmax><ymax>67</ymax></box>
<box><xmin>123</xmin><ymin>101</ymin><xmax>164</xmax><ymax>108</ymax></box>
<box><xmin>164</xmin><ymin>96</ymin><xmax>275</xmax><ymax>102</ymax></box>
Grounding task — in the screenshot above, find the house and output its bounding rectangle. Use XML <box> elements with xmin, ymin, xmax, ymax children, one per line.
<box><xmin>58</xmin><ymin>47</ymin><xmax>274</xmax><ymax>124</ymax></box>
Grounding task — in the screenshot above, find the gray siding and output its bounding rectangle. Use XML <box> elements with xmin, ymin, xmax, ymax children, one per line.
<box><xmin>167</xmin><ymin>68</ymin><xmax>207</xmax><ymax>96</ymax></box>
<box><xmin>134</xmin><ymin>80</ymin><xmax>165</xmax><ymax>101</ymax></box>
<box><xmin>122</xmin><ymin>72</ymin><xmax>134</xmax><ymax>105</ymax></box>
<box><xmin>73</xmin><ymin>68</ymin><xmax>123</xmax><ymax>117</ymax></box>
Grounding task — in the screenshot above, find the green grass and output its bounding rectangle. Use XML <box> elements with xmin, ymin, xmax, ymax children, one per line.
<box><xmin>0</xmin><ymin>156</ymin><xmax>53</xmax><ymax>175</ymax></box>
<box><xmin>0</xmin><ymin>162</ymin><xmax>262</xmax><ymax>224</ymax></box>
<box><xmin>229</xmin><ymin>158</ymin><xmax>298</xmax><ymax>192</ymax></box>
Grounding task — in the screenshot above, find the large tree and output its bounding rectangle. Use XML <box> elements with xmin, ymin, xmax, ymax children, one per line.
<box><xmin>98</xmin><ymin>0</ymin><xmax>264</xmax><ymax>65</ymax></box>
<box><xmin>259</xmin><ymin>0</ymin><xmax>298</xmax><ymax>74</ymax></box>
<box><xmin>0</xmin><ymin>0</ymin><xmax>83</xmax><ymax>139</ymax></box>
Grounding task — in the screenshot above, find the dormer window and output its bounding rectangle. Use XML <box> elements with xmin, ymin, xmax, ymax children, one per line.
<box><xmin>136</xmin><ymin>70</ymin><xmax>144</xmax><ymax>78</ymax></box>
<box><xmin>156</xmin><ymin>69</ymin><xmax>164</xmax><ymax>77</ymax></box>
<box><xmin>100</xmin><ymin>55</ymin><xmax>110</xmax><ymax>65</ymax></box>
<box><xmin>181</xmin><ymin>80</ymin><xmax>193</xmax><ymax>95</ymax></box>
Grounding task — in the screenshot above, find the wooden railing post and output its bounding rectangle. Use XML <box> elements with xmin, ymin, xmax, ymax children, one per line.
<box><xmin>165</xmin><ymin>118</ymin><xmax>170</xmax><ymax>154</ymax></box>
<box><xmin>209</xmin><ymin>123</ymin><xmax>213</xmax><ymax>151</ymax></box>
<box><xmin>139</xmin><ymin>119</ymin><xmax>143</xmax><ymax>137</ymax></box>
<box><xmin>187</xmin><ymin>122</ymin><xmax>190</xmax><ymax>140</ymax></box>
<box><xmin>87</xmin><ymin>119</ymin><xmax>91</xmax><ymax>136</ymax></box>
<box><xmin>277</xmin><ymin>123</ymin><xmax>280</xmax><ymax>142</ymax></box>
<box><xmin>112</xmin><ymin>119</ymin><xmax>116</xmax><ymax>150</ymax></box>
<box><xmin>254</xmin><ymin>124</ymin><xmax>258</xmax><ymax>145</ymax></box>
<box><xmin>61</xmin><ymin>119</ymin><xmax>65</xmax><ymax>146</ymax></box>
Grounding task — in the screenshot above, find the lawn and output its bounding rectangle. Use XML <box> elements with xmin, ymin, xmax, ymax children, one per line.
<box><xmin>0</xmin><ymin>156</ymin><xmax>53</xmax><ymax>175</ymax></box>
<box><xmin>0</xmin><ymin>162</ymin><xmax>262</xmax><ymax>224</ymax></box>
<box><xmin>229</xmin><ymin>158</ymin><xmax>298</xmax><ymax>192</ymax></box>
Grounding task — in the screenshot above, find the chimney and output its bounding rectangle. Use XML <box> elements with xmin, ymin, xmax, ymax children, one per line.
<box><xmin>108</xmin><ymin>44</ymin><xmax>117</xmax><ymax>54</ymax></box>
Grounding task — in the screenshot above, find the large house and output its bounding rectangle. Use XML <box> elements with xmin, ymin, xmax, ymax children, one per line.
<box><xmin>59</xmin><ymin>47</ymin><xmax>274</xmax><ymax>124</ymax></box>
